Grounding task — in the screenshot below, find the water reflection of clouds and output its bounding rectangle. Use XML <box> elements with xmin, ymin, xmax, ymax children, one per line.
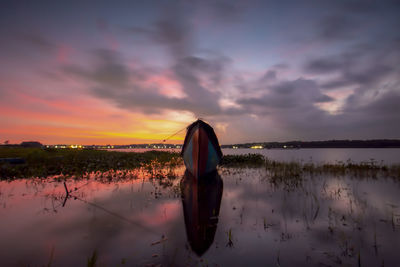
<box><xmin>1</xmin><ymin>168</ymin><xmax>400</xmax><ymax>266</ymax></box>
<box><xmin>137</xmin><ymin>201</ymin><xmax>181</xmax><ymax>227</ymax></box>
<box><xmin>214</xmin><ymin>169</ymin><xmax>400</xmax><ymax>266</ymax></box>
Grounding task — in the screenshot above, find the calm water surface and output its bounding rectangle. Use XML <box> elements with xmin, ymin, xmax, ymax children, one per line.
<box><xmin>111</xmin><ymin>148</ymin><xmax>400</xmax><ymax>164</ymax></box>
<box><xmin>224</xmin><ymin>148</ymin><xmax>400</xmax><ymax>165</ymax></box>
<box><xmin>1</xmin><ymin>166</ymin><xmax>400</xmax><ymax>266</ymax></box>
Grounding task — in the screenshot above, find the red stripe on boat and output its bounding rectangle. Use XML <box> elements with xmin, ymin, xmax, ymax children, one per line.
<box><xmin>192</xmin><ymin>129</ymin><xmax>199</xmax><ymax>177</ymax></box>
<box><xmin>198</xmin><ymin>127</ymin><xmax>209</xmax><ymax>177</ymax></box>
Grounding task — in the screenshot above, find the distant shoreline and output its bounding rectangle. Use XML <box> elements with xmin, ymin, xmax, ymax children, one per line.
<box><xmin>221</xmin><ymin>139</ymin><xmax>400</xmax><ymax>149</ymax></box>
<box><xmin>1</xmin><ymin>139</ymin><xmax>400</xmax><ymax>149</ymax></box>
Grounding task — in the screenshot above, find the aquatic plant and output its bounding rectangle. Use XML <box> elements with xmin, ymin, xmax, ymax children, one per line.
<box><xmin>220</xmin><ymin>153</ymin><xmax>265</xmax><ymax>167</ymax></box>
<box><xmin>87</xmin><ymin>250</ymin><xmax>97</xmax><ymax>267</ymax></box>
<box><xmin>266</xmin><ymin>159</ymin><xmax>304</xmax><ymax>190</ymax></box>
<box><xmin>265</xmin><ymin>158</ymin><xmax>400</xmax><ymax>181</ymax></box>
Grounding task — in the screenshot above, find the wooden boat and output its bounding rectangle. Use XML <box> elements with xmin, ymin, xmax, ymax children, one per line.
<box><xmin>181</xmin><ymin>119</ymin><xmax>223</xmax><ymax>178</ymax></box>
<box><xmin>180</xmin><ymin>170</ymin><xmax>223</xmax><ymax>256</ymax></box>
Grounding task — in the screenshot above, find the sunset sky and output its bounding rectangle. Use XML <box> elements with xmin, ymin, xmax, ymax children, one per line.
<box><xmin>1</xmin><ymin>0</ymin><xmax>399</xmax><ymax>145</ymax></box>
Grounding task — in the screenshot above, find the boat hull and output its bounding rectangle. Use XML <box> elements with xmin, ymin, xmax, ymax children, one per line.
<box><xmin>181</xmin><ymin>120</ymin><xmax>223</xmax><ymax>178</ymax></box>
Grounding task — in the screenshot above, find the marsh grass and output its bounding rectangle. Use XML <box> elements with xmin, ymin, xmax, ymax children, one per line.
<box><xmin>264</xmin><ymin>158</ymin><xmax>400</xmax><ymax>192</ymax></box>
<box><xmin>221</xmin><ymin>154</ymin><xmax>400</xmax><ymax>180</ymax></box>
<box><xmin>1</xmin><ymin>148</ymin><xmax>399</xmax><ymax>180</ymax></box>
<box><xmin>220</xmin><ymin>154</ymin><xmax>265</xmax><ymax>167</ymax></box>
<box><xmin>0</xmin><ymin>147</ymin><xmax>181</xmax><ymax>179</ymax></box>
<box><xmin>266</xmin><ymin>158</ymin><xmax>400</xmax><ymax>180</ymax></box>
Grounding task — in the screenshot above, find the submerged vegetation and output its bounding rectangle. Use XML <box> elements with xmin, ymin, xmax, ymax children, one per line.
<box><xmin>0</xmin><ymin>147</ymin><xmax>399</xmax><ymax>180</ymax></box>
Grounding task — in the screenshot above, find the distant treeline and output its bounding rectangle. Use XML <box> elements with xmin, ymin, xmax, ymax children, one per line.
<box><xmin>221</xmin><ymin>139</ymin><xmax>400</xmax><ymax>149</ymax></box>
<box><xmin>2</xmin><ymin>139</ymin><xmax>400</xmax><ymax>150</ymax></box>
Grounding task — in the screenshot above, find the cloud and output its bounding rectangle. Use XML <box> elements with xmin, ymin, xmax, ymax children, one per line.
<box><xmin>64</xmin><ymin>1</ymin><xmax>242</xmax><ymax>118</ymax></box>
<box><xmin>7</xmin><ymin>0</ymin><xmax>398</xmax><ymax>143</ymax></box>
<box><xmin>336</xmin><ymin>89</ymin><xmax>400</xmax><ymax>138</ymax></box>
<box><xmin>312</xmin><ymin>1</ymin><xmax>399</xmax><ymax>44</ymax></box>
<box><xmin>317</xmin><ymin>14</ymin><xmax>359</xmax><ymax>42</ymax></box>
<box><xmin>321</xmin><ymin>64</ymin><xmax>394</xmax><ymax>90</ymax></box>
<box><xmin>227</xmin><ymin>78</ymin><xmax>339</xmax><ymax>140</ymax></box>
<box><xmin>63</xmin><ymin>49</ymin><xmax>137</xmax><ymax>87</ymax></box>
<box><xmin>18</xmin><ymin>32</ymin><xmax>56</xmax><ymax>51</ymax></box>
<box><xmin>238</xmin><ymin>78</ymin><xmax>333</xmax><ymax>110</ymax></box>
<box><xmin>66</xmin><ymin>26</ymin><xmax>398</xmax><ymax>142</ymax></box>
<box><xmin>124</xmin><ymin>2</ymin><xmax>193</xmax><ymax>58</ymax></box>
<box><xmin>304</xmin><ymin>38</ymin><xmax>400</xmax><ymax>93</ymax></box>
<box><xmin>304</xmin><ymin>58</ymin><xmax>344</xmax><ymax>74</ymax></box>
<box><xmin>0</xmin><ymin>30</ymin><xmax>57</xmax><ymax>59</ymax></box>
<box><xmin>259</xmin><ymin>70</ymin><xmax>277</xmax><ymax>83</ymax></box>
<box><xmin>63</xmin><ymin>48</ymin><xmax>232</xmax><ymax>116</ymax></box>
<box><xmin>222</xmin><ymin>55</ymin><xmax>400</xmax><ymax>141</ymax></box>
<box><xmin>203</xmin><ymin>0</ymin><xmax>245</xmax><ymax>23</ymax></box>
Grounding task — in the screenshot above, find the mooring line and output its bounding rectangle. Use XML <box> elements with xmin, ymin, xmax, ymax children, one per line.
<box><xmin>162</xmin><ymin>125</ymin><xmax>187</xmax><ymax>143</ymax></box>
<box><xmin>61</xmin><ymin>182</ymin><xmax>162</xmax><ymax>236</ymax></box>
<box><xmin>71</xmin><ymin>194</ymin><xmax>162</xmax><ymax>236</ymax></box>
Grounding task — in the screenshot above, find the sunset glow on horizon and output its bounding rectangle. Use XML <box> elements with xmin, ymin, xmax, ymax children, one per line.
<box><xmin>1</xmin><ymin>1</ymin><xmax>399</xmax><ymax>145</ymax></box>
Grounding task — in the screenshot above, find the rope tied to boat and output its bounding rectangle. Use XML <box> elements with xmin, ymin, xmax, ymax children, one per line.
<box><xmin>162</xmin><ymin>125</ymin><xmax>187</xmax><ymax>143</ymax></box>
<box><xmin>161</xmin><ymin>118</ymin><xmax>205</xmax><ymax>143</ymax></box>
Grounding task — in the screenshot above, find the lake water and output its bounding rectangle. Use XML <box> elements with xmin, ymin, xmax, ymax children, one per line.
<box><xmin>1</xmin><ymin>166</ymin><xmax>400</xmax><ymax>266</ymax></box>
<box><xmin>224</xmin><ymin>148</ymin><xmax>400</xmax><ymax>165</ymax></box>
<box><xmin>111</xmin><ymin>148</ymin><xmax>400</xmax><ymax>165</ymax></box>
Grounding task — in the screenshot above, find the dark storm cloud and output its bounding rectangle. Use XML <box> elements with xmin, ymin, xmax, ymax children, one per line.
<box><xmin>0</xmin><ymin>30</ymin><xmax>57</xmax><ymax>56</ymax></box>
<box><xmin>360</xmin><ymin>90</ymin><xmax>400</xmax><ymax>116</ymax></box>
<box><xmin>338</xmin><ymin>90</ymin><xmax>400</xmax><ymax>138</ymax></box>
<box><xmin>204</xmin><ymin>0</ymin><xmax>244</xmax><ymax>22</ymax></box>
<box><xmin>63</xmin><ymin>49</ymin><xmax>229</xmax><ymax>116</ymax></box>
<box><xmin>304</xmin><ymin>58</ymin><xmax>345</xmax><ymax>74</ymax></box>
<box><xmin>124</xmin><ymin>2</ymin><xmax>193</xmax><ymax>58</ymax></box>
<box><xmin>153</xmin><ymin>15</ymin><xmax>191</xmax><ymax>57</ymax></box>
<box><xmin>63</xmin><ymin>49</ymin><xmax>136</xmax><ymax>88</ymax></box>
<box><xmin>73</xmin><ymin>0</ymin><xmax>369</xmax><ymax>129</ymax></box>
<box><xmin>259</xmin><ymin>70</ymin><xmax>277</xmax><ymax>83</ymax></box>
<box><xmin>176</xmin><ymin>55</ymin><xmax>231</xmax><ymax>87</ymax></box>
<box><xmin>17</xmin><ymin>32</ymin><xmax>56</xmax><ymax>52</ymax></box>
<box><xmin>273</xmin><ymin>63</ymin><xmax>289</xmax><ymax>69</ymax></box>
<box><xmin>238</xmin><ymin>78</ymin><xmax>334</xmax><ymax>110</ymax></box>
<box><xmin>172</xmin><ymin>55</ymin><xmax>227</xmax><ymax>114</ymax></box>
<box><xmin>321</xmin><ymin>64</ymin><xmax>394</xmax><ymax>90</ymax></box>
<box><xmin>231</xmin><ymin>78</ymin><xmax>336</xmax><ymax>141</ymax></box>
<box><xmin>63</xmin><ymin>49</ymin><xmax>169</xmax><ymax>114</ymax></box>
<box><xmin>312</xmin><ymin>1</ymin><xmax>400</xmax><ymax>44</ymax></box>
<box><xmin>317</xmin><ymin>14</ymin><xmax>359</xmax><ymax>42</ymax></box>
<box><xmin>304</xmin><ymin>37</ymin><xmax>400</xmax><ymax>93</ymax></box>
<box><xmin>124</xmin><ymin>0</ymin><xmax>245</xmax><ymax>56</ymax></box>
<box><xmin>64</xmin><ymin>0</ymin><xmax>242</xmax><ymax>117</ymax></box>
<box><xmin>231</xmin><ymin>43</ymin><xmax>400</xmax><ymax>140</ymax></box>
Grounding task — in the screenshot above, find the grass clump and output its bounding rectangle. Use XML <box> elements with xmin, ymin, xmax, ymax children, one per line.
<box><xmin>266</xmin><ymin>159</ymin><xmax>304</xmax><ymax>190</ymax></box>
<box><xmin>220</xmin><ymin>154</ymin><xmax>265</xmax><ymax>167</ymax></box>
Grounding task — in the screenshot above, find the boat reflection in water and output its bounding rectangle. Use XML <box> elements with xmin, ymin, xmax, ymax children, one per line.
<box><xmin>180</xmin><ymin>170</ymin><xmax>223</xmax><ymax>256</ymax></box>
